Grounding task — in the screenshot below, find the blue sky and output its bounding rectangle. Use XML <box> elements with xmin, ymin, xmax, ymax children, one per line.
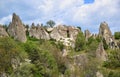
<box><xmin>0</xmin><ymin>0</ymin><xmax>120</xmax><ymax>33</ymax></box>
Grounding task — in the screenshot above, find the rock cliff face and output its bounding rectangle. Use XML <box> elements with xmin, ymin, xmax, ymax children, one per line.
<box><xmin>50</xmin><ymin>25</ymin><xmax>80</xmax><ymax>41</ymax></box>
<box><xmin>29</xmin><ymin>23</ymin><xmax>50</xmax><ymax>40</ymax></box>
<box><xmin>0</xmin><ymin>25</ymin><xmax>8</xmax><ymax>37</ymax></box>
<box><xmin>99</xmin><ymin>22</ymin><xmax>118</xmax><ymax>49</ymax></box>
<box><xmin>67</xmin><ymin>26</ymin><xmax>80</xmax><ymax>40</ymax></box>
<box><xmin>50</xmin><ymin>25</ymin><xmax>68</xmax><ymax>41</ymax></box>
<box><xmin>7</xmin><ymin>13</ymin><xmax>27</xmax><ymax>42</ymax></box>
<box><xmin>85</xmin><ymin>29</ymin><xmax>91</xmax><ymax>41</ymax></box>
<box><xmin>99</xmin><ymin>22</ymin><xmax>113</xmax><ymax>44</ymax></box>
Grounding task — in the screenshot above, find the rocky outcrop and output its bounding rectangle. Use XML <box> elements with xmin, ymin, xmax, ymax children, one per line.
<box><xmin>96</xmin><ymin>42</ymin><xmax>107</xmax><ymax>61</ymax></box>
<box><xmin>85</xmin><ymin>29</ymin><xmax>91</xmax><ymax>41</ymax></box>
<box><xmin>50</xmin><ymin>25</ymin><xmax>80</xmax><ymax>41</ymax></box>
<box><xmin>29</xmin><ymin>23</ymin><xmax>50</xmax><ymax>40</ymax></box>
<box><xmin>99</xmin><ymin>22</ymin><xmax>118</xmax><ymax>49</ymax></box>
<box><xmin>99</xmin><ymin>22</ymin><xmax>113</xmax><ymax>44</ymax></box>
<box><xmin>0</xmin><ymin>25</ymin><xmax>8</xmax><ymax>37</ymax></box>
<box><xmin>7</xmin><ymin>13</ymin><xmax>27</xmax><ymax>42</ymax></box>
<box><xmin>67</xmin><ymin>26</ymin><xmax>80</xmax><ymax>40</ymax></box>
<box><xmin>50</xmin><ymin>25</ymin><xmax>68</xmax><ymax>41</ymax></box>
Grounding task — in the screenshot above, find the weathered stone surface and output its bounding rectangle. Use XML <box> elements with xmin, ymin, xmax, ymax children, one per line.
<box><xmin>73</xmin><ymin>54</ymin><xmax>88</xmax><ymax>67</ymax></box>
<box><xmin>99</xmin><ymin>22</ymin><xmax>118</xmax><ymax>49</ymax></box>
<box><xmin>96</xmin><ymin>42</ymin><xmax>107</xmax><ymax>61</ymax></box>
<box><xmin>67</xmin><ymin>26</ymin><xmax>80</xmax><ymax>40</ymax></box>
<box><xmin>99</xmin><ymin>22</ymin><xmax>113</xmax><ymax>44</ymax></box>
<box><xmin>96</xmin><ymin>71</ymin><xmax>103</xmax><ymax>77</ymax></box>
<box><xmin>11</xmin><ymin>58</ymin><xmax>20</xmax><ymax>70</ymax></box>
<box><xmin>7</xmin><ymin>13</ymin><xmax>27</xmax><ymax>42</ymax></box>
<box><xmin>50</xmin><ymin>25</ymin><xmax>68</xmax><ymax>41</ymax></box>
<box><xmin>29</xmin><ymin>23</ymin><xmax>50</xmax><ymax>40</ymax></box>
<box><xmin>84</xmin><ymin>29</ymin><xmax>91</xmax><ymax>41</ymax></box>
<box><xmin>50</xmin><ymin>25</ymin><xmax>80</xmax><ymax>41</ymax></box>
<box><xmin>0</xmin><ymin>25</ymin><xmax>8</xmax><ymax>37</ymax></box>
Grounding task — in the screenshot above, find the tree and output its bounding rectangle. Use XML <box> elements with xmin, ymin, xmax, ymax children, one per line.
<box><xmin>75</xmin><ymin>32</ymin><xmax>86</xmax><ymax>51</ymax></box>
<box><xmin>114</xmin><ymin>32</ymin><xmax>120</xmax><ymax>39</ymax></box>
<box><xmin>46</xmin><ymin>20</ymin><xmax>55</xmax><ymax>27</ymax></box>
<box><xmin>77</xmin><ymin>26</ymin><xmax>81</xmax><ymax>30</ymax></box>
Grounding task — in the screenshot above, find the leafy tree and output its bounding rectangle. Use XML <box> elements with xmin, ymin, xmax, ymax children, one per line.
<box><xmin>46</xmin><ymin>20</ymin><xmax>55</xmax><ymax>27</ymax></box>
<box><xmin>75</xmin><ymin>32</ymin><xmax>86</xmax><ymax>51</ymax></box>
<box><xmin>114</xmin><ymin>32</ymin><xmax>120</xmax><ymax>39</ymax></box>
<box><xmin>77</xmin><ymin>26</ymin><xmax>81</xmax><ymax>30</ymax></box>
<box><xmin>2</xmin><ymin>24</ymin><xmax>8</xmax><ymax>31</ymax></box>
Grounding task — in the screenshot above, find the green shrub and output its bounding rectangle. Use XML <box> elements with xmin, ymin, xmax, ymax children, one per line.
<box><xmin>103</xmin><ymin>49</ymin><xmax>120</xmax><ymax>68</ymax></box>
<box><xmin>75</xmin><ymin>32</ymin><xmax>86</xmax><ymax>51</ymax></box>
<box><xmin>108</xmin><ymin>71</ymin><xmax>120</xmax><ymax>77</ymax></box>
<box><xmin>23</xmin><ymin>41</ymin><xmax>59</xmax><ymax>77</ymax></box>
<box><xmin>114</xmin><ymin>32</ymin><xmax>120</xmax><ymax>39</ymax></box>
<box><xmin>0</xmin><ymin>37</ymin><xmax>27</xmax><ymax>74</ymax></box>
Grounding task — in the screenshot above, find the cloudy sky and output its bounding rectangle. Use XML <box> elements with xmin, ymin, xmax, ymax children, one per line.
<box><xmin>0</xmin><ymin>0</ymin><xmax>120</xmax><ymax>33</ymax></box>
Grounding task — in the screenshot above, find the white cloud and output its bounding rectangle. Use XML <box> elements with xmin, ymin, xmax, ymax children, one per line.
<box><xmin>0</xmin><ymin>0</ymin><xmax>119</xmax><ymax>33</ymax></box>
<box><xmin>0</xmin><ymin>14</ymin><xmax>12</xmax><ymax>24</ymax></box>
<box><xmin>71</xmin><ymin>0</ymin><xmax>120</xmax><ymax>33</ymax></box>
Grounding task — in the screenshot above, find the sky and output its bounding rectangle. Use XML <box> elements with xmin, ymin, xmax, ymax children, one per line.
<box><xmin>0</xmin><ymin>0</ymin><xmax>120</xmax><ymax>33</ymax></box>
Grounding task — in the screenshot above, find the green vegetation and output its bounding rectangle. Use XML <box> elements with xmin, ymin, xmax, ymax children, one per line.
<box><xmin>114</xmin><ymin>32</ymin><xmax>120</xmax><ymax>39</ymax></box>
<box><xmin>75</xmin><ymin>32</ymin><xmax>86</xmax><ymax>51</ymax></box>
<box><xmin>46</xmin><ymin>20</ymin><xmax>56</xmax><ymax>27</ymax></box>
<box><xmin>103</xmin><ymin>49</ymin><xmax>120</xmax><ymax>68</ymax></box>
<box><xmin>0</xmin><ymin>30</ymin><xmax>120</xmax><ymax>77</ymax></box>
<box><xmin>0</xmin><ymin>37</ymin><xmax>27</xmax><ymax>74</ymax></box>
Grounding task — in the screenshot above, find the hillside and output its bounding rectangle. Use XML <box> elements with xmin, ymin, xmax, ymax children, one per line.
<box><xmin>0</xmin><ymin>13</ymin><xmax>120</xmax><ymax>77</ymax></box>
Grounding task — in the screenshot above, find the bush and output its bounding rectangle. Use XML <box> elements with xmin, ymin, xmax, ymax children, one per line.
<box><xmin>108</xmin><ymin>71</ymin><xmax>120</xmax><ymax>77</ymax></box>
<box><xmin>0</xmin><ymin>37</ymin><xmax>27</xmax><ymax>74</ymax></box>
<box><xmin>75</xmin><ymin>32</ymin><xmax>86</xmax><ymax>51</ymax></box>
<box><xmin>23</xmin><ymin>41</ymin><xmax>59</xmax><ymax>77</ymax></box>
<box><xmin>103</xmin><ymin>49</ymin><xmax>120</xmax><ymax>68</ymax></box>
<box><xmin>114</xmin><ymin>32</ymin><xmax>120</xmax><ymax>39</ymax></box>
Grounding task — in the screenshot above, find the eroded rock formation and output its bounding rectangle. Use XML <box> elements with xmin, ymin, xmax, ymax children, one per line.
<box><xmin>99</xmin><ymin>22</ymin><xmax>118</xmax><ymax>49</ymax></box>
<box><xmin>29</xmin><ymin>23</ymin><xmax>50</xmax><ymax>40</ymax></box>
<box><xmin>7</xmin><ymin>13</ymin><xmax>27</xmax><ymax>42</ymax></box>
<box><xmin>50</xmin><ymin>25</ymin><xmax>68</xmax><ymax>41</ymax></box>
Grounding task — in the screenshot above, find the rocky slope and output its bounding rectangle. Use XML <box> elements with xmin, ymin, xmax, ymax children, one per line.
<box><xmin>0</xmin><ymin>13</ymin><xmax>120</xmax><ymax>77</ymax></box>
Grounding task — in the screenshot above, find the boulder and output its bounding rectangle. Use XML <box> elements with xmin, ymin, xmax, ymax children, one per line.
<box><xmin>7</xmin><ymin>13</ymin><xmax>27</xmax><ymax>42</ymax></box>
<box><xmin>29</xmin><ymin>23</ymin><xmax>50</xmax><ymax>40</ymax></box>
<box><xmin>96</xmin><ymin>42</ymin><xmax>107</xmax><ymax>61</ymax></box>
<box><xmin>0</xmin><ymin>25</ymin><xmax>8</xmax><ymax>37</ymax></box>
